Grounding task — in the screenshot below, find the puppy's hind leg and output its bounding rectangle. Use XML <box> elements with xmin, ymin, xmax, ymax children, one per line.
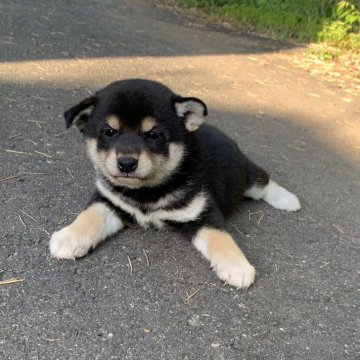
<box><xmin>50</xmin><ymin>202</ymin><xmax>124</xmax><ymax>259</ymax></box>
<box><xmin>243</xmin><ymin>159</ymin><xmax>301</xmax><ymax>212</ymax></box>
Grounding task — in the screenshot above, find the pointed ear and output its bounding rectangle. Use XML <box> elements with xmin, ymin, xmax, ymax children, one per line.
<box><xmin>63</xmin><ymin>96</ymin><xmax>97</xmax><ymax>130</ymax></box>
<box><xmin>174</xmin><ymin>97</ymin><xmax>208</xmax><ymax>132</ymax></box>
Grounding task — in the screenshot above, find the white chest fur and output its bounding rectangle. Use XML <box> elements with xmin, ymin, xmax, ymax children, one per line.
<box><xmin>96</xmin><ymin>180</ymin><xmax>207</xmax><ymax>228</ymax></box>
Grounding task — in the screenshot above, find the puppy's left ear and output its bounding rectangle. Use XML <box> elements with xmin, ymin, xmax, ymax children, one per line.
<box><xmin>64</xmin><ymin>96</ymin><xmax>97</xmax><ymax>130</ymax></box>
<box><xmin>174</xmin><ymin>97</ymin><xmax>208</xmax><ymax>132</ymax></box>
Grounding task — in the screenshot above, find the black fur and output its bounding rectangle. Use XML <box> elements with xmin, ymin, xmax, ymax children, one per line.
<box><xmin>65</xmin><ymin>79</ymin><xmax>269</xmax><ymax>239</ymax></box>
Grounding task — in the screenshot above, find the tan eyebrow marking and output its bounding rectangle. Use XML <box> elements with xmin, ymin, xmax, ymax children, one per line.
<box><xmin>105</xmin><ymin>115</ymin><xmax>121</xmax><ymax>130</ymax></box>
<box><xmin>141</xmin><ymin>116</ymin><xmax>157</xmax><ymax>133</ymax></box>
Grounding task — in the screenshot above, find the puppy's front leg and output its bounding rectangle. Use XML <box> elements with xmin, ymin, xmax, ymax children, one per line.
<box><xmin>50</xmin><ymin>202</ymin><xmax>123</xmax><ymax>259</ymax></box>
<box><xmin>193</xmin><ymin>227</ymin><xmax>255</xmax><ymax>288</ymax></box>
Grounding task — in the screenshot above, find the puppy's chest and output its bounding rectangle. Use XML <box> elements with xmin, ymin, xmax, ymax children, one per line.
<box><xmin>97</xmin><ymin>181</ymin><xmax>207</xmax><ymax>229</ymax></box>
<box><xmin>118</xmin><ymin>200</ymin><xmax>176</xmax><ymax>229</ymax></box>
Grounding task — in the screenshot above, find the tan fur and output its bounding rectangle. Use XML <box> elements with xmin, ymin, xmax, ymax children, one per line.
<box><xmin>49</xmin><ymin>203</ymin><xmax>123</xmax><ymax>259</ymax></box>
<box><xmin>68</xmin><ymin>206</ymin><xmax>102</xmax><ymax>237</ymax></box>
<box><xmin>142</xmin><ymin>143</ymin><xmax>185</xmax><ymax>187</ymax></box>
<box><xmin>204</xmin><ymin>228</ymin><xmax>250</xmax><ymax>265</ymax></box>
<box><xmin>138</xmin><ymin>150</ymin><xmax>153</xmax><ymax>171</ymax></box>
<box><xmin>174</xmin><ymin>101</ymin><xmax>205</xmax><ymax>132</ymax></box>
<box><xmin>141</xmin><ymin>116</ymin><xmax>157</xmax><ymax>132</ymax></box>
<box><xmin>86</xmin><ymin>138</ymin><xmax>99</xmax><ymax>161</ymax></box>
<box><xmin>105</xmin><ymin>114</ymin><xmax>121</xmax><ymax>130</ymax></box>
<box><xmin>193</xmin><ymin>227</ymin><xmax>255</xmax><ymax>288</ymax></box>
<box><xmin>86</xmin><ymin>138</ymin><xmax>108</xmax><ymax>173</ymax></box>
<box><xmin>86</xmin><ymin>136</ymin><xmax>185</xmax><ymax>189</ymax></box>
<box><xmin>105</xmin><ymin>149</ymin><xmax>120</xmax><ymax>176</ymax></box>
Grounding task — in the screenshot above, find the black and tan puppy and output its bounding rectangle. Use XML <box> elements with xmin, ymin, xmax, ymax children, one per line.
<box><xmin>50</xmin><ymin>79</ymin><xmax>300</xmax><ymax>288</ymax></box>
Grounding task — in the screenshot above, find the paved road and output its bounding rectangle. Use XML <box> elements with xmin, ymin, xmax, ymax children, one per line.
<box><xmin>1</xmin><ymin>1</ymin><xmax>359</xmax><ymax>359</ymax></box>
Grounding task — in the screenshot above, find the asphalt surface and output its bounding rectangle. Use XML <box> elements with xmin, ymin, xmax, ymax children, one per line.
<box><xmin>1</xmin><ymin>1</ymin><xmax>359</xmax><ymax>359</ymax></box>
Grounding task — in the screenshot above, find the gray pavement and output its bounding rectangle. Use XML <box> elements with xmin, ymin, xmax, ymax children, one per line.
<box><xmin>1</xmin><ymin>1</ymin><xmax>359</xmax><ymax>359</ymax></box>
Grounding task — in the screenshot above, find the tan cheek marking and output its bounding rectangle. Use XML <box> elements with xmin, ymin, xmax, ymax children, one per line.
<box><xmin>98</xmin><ymin>150</ymin><xmax>107</xmax><ymax>162</ymax></box>
<box><xmin>141</xmin><ymin>116</ymin><xmax>157</xmax><ymax>132</ymax></box>
<box><xmin>86</xmin><ymin>138</ymin><xmax>106</xmax><ymax>165</ymax></box>
<box><xmin>106</xmin><ymin>115</ymin><xmax>121</xmax><ymax>131</ymax></box>
<box><xmin>138</xmin><ymin>150</ymin><xmax>154</xmax><ymax>174</ymax></box>
<box><xmin>201</xmin><ymin>228</ymin><xmax>249</xmax><ymax>264</ymax></box>
<box><xmin>149</xmin><ymin>143</ymin><xmax>184</xmax><ymax>169</ymax></box>
<box><xmin>85</xmin><ymin>137</ymin><xmax>97</xmax><ymax>151</ymax></box>
<box><xmin>105</xmin><ymin>148</ymin><xmax>119</xmax><ymax>173</ymax></box>
<box><xmin>106</xmin><ymin>148</ymin><xmax>117</xmax><ymax>162</ymax></box>
<box><xmin>86</xmin><ymin>138</ymin><xmax>99</xmax><ymax>162</ymax></box>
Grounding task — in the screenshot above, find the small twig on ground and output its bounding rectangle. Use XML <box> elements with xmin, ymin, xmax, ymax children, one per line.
<box><xmin>19</xmin><ymin>172</ymin><xmax>48</xmax><ymax>176</ymax></box>
<box><xmin>248</xmin><ymin>210</ymin><xmax>264</xmax><ymax>224</ymax></box>
<box><xmin>231</xmin><ymin>225</ymin><xmax>242</xmax><ymax>235</ymax></box>
<box><xmin>257</xmin><ymin>212</ymin><xmax>264</xmax><ymax>225</ymax></box>
<box><xmin>332</xmin><ymin>224</ymin><xmax>345</xmax><ymax>234</ymax></box>
<box><xmin>8</xmin><ymin>133</ymin><xmax>22</xmax><ymax>139</ymax></box>
<box><xmin>127</xmin><ymin>256</ymin><xmax>133</xmax><ymax>275</ymax></box>
<box><xmin>5</xmin><ymin>149</ymin><xmax>29</xmax><ymax>155</ymax></box>
<box><xmin>0</xmin><ymin>278</ymin><xmax>24</xmax><ymax>286</ymax></box>
<box><xmin>34</xmin><ymin>150</ymin><xmax>52</xmax><ymax>159</ymax></box>
<box><xmin>54</xmin><ymin>131</ymin><xmax>70</xmax><ymax>137</ymax></box>
<box><xmin>293</xmin><ymin>140</ymin><xmax>306</xmax><ymax>145</ymax></box>
<box><xmin>66</xmin><ymin>168</ymin><xmax>74</xmax><ymax>177</ymax></box>
<box><xmin>18</xmin><ymin>214</ymin><xmax>27</xmax><ymax>228</ymax></box>
<box><xmin>0</xmin><ymin>175</ymin><xmax>19</xmax><ymax>182</ymax></box>
<box><xmin>24</xmin><ymin>139</ymin><xmax>38</xmax><ymax>146</ymax></box>
<box><xmin>27</xmin><ymin>120</ymin><xmax>45</xmax><ymax>129</ymax></box>
<box><xmin>19</xmin><ymin>210</ymin><xmax>38</xmax><ymax>223</ymax></box>
<box><xmin>287</xmin><ymin>144</ymin><xmax>306</xmax><ymax>152</ymax></box>
<box><xmin>42</xmin><ymin>228</ymin><xmax>50</xmax><ymax>236</ymax></box>
<box><xmin>185</xmin><ymin>288</ymin><xmax>200</xmax><ymax>302</ymax></box>
<box><xmin>41</xmin><ymin>337</ymin><xmax>61</xmax><ymax>342</ymax></box>
<box><xmin>255</xmin><ymin>77</ymin><xmax>272</xmax><ymax>86</ymax></box>
<box><xmin>5</xmin><ymin>97</ymin><xmax>17</xmax><ymax>102</ymax></box>
<box><xmin>143</xmin><ymin>249</ymin><xmax>150</xmax><ymax>267</ymax></box>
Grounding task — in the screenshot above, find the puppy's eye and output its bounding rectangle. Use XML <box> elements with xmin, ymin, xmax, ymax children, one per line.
<box><xmin>146</xmin><ymin>131</ymin><xmax>159</xmax><ymax>140</ymax></box>
<box><xmin>103</xmin><ymin>128</ymin><xmax>117</xmax><ymax>137</ymax></box>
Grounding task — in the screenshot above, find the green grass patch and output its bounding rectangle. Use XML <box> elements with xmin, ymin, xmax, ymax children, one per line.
<box><xmin>177</xmin><ymin>0</ymin><xmax>360</xmax><ymax>52</ymax></box>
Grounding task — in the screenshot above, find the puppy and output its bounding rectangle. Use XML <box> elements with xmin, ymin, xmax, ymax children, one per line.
<box><xmin>50</xmin><ymin>79</ymin><xmax>300</xmax><ymax>288</ymax></box>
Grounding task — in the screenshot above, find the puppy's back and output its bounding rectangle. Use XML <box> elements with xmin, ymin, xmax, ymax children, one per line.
<box><xmin>194</xmin><ymin>125</ymin><xmax>247</xmax><ymax>216</ymax></box>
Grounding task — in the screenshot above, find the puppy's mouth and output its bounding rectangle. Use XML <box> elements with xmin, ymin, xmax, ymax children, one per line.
<box><xmin>109</xmin><ymin>172</ymin><xmax>149</xmax><ymax>184</ymax></box>
<box><xmin>113</xmin><ymin>174</ymin><xmax>144</xmax><ymax>181</ymax></box>
<box><xmin>114</xmin><ymin>174</ymin><xmax>141</xmax><ymax>179</ymax></box>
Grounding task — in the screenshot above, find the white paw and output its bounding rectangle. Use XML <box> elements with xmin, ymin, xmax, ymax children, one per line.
<box><xmin>212</xmin><ymin>260</ymin><xmax>256</xmax><ymax>289</ymax></box>
<box><xmin>263</xmin><ymin>181</ymin><xmax>301</xmax><ymax>212</ymax></box>
<box><xmin>49</xmin><ymin>226</ymin><xmax>92</xmax><ymax>259</ymax></box>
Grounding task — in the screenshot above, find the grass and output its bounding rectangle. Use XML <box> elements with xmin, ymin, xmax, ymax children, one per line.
<box><xmin>176</xmin><ymin>1</ymin><xmax>360</xmax><ymax>53</ymax></box>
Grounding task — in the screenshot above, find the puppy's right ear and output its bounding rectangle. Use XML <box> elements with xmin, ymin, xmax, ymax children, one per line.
<box><xmin>63</xmin><ymin>96</ymin><xmax>97</xmax><ymax>130</ymax></box>
<box><xmin>174</xmin><ymin>96</ymin><xmax>208</xmax><ymax>132</ymax></box>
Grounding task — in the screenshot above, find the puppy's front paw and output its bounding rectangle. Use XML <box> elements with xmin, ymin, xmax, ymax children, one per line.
<box><xmin>213</xmin><ymin>260</ymin><xmax>256</xmax><ymax>289</ymax></box>
<box><xmin>49</xmin><ymin>226</ymin><xmax>91</xmax><ymax>260</ymax></box>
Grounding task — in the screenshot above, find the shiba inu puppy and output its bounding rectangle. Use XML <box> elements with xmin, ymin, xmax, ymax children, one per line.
<box><xmin>50</xmin><ymin>79</ymin><xmax>300</xmax><ymax>288</ymax></box>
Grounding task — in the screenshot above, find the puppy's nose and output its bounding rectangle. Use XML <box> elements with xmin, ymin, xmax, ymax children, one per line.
<box><xmin>117</xmin><ymin>156</ymin><xmax>138</xmax><ymax>173</ymax></box>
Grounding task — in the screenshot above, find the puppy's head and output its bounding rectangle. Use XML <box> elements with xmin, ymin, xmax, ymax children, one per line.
<box><xmin>64</xmin><ymin>79</ymin><xmax>207</xmax><ymax>189</ymax></box>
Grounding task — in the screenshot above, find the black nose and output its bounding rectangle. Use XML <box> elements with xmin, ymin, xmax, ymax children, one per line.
<box><xmin>117</xmin><ymin>156</ymin><xmax>138</xmax><ymax>173</ymax></box>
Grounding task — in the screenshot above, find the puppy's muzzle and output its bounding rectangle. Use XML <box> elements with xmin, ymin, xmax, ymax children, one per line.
<box><xmin>117</xmin><ymin>156</ymin><xmax>138</xmax><ymax>173</ymax></box>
